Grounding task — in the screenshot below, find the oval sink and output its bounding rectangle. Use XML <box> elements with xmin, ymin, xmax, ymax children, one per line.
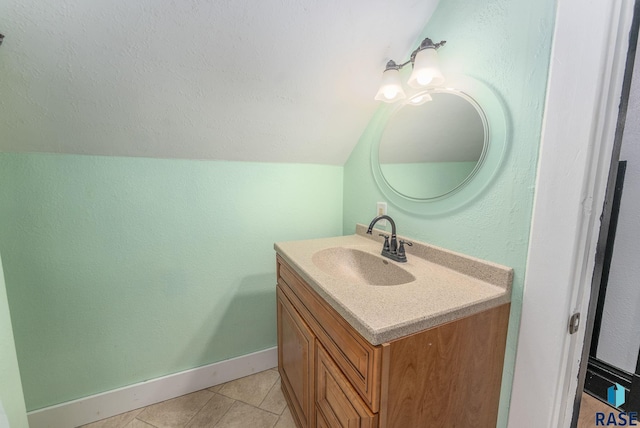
<box><xmin>311</xmin><ymin>247</ymin><xmax>415</xmax><ymax>286</ymax></box>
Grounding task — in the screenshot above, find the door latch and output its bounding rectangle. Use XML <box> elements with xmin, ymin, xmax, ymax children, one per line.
<box><xmin>569</xmin><ymin>312</ymin><xmax>581</xmax><ymax>334</ymax></box>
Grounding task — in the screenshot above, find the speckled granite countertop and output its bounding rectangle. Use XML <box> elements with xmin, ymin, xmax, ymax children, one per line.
<box><xmin>274</xmin><ymin>224</ymin><xmax>513</xmax><ymax>345</ymax></box>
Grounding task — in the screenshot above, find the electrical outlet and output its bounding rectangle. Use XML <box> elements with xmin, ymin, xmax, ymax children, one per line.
<box><xmin>376</xmin><ymin>202</ymin><xmax>387</xmax><ymax>227</ymax></box>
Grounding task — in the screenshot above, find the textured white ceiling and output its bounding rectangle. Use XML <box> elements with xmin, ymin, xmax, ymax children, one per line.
<box><xmin>0</xmin><ymin>0</ymin><xmax>440</xmax><ymax>164</ymax></box>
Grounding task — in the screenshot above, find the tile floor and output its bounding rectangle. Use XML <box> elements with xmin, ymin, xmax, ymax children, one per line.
<box><xmin>77</xmin><ymin>373</ymin><xmax>618</xmax><ymax>428</ymax></box>
<box><xmin>577</xmin><ymin>392</ymin><xmax>619</xmax><ymax>428</ymax></box>
<box><xmin>80</xmin><ymin>368</ymin><xmax>295</xmax><ymax>428</ymax></box>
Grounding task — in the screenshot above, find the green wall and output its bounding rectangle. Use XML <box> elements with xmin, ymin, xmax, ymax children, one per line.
<box><xmin>0</xmin><ymin>153</ymin><xmax>343</xmax><ymax>410</ymax></box>
<box><xmin>0</xmin><ymin>253</ymin><xmax>28</xmax><ymax>427</ymax></box>
<box><xmin>0</xmin><ymin>0</ymin><xmax>557</xmax><ymax>419</ymax></box>
<box><xmin>343</xmin><ymin>0</ymin><xmax>556</xmax><ymax>426</ymax></box>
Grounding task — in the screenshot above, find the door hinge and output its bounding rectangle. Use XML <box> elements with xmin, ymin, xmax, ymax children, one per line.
<box><xmin>569</xmin><ymin>312</ymin><xmax>581</xmax><ymax>334</ymax></box>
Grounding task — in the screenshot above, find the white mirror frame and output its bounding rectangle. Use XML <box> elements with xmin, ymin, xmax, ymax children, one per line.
<box><xmin>375</xmin><ymin>88</ymin><xmax>489</xmax><ymax>200</ymax></box>
<box><xmin>370</xmin><ymin>73</ymin><xmax>508</xmax><ymax>215</ymax></box>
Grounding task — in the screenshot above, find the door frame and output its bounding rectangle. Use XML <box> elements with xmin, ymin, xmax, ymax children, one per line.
<box><xmin>579</xmin><ymin>1</ymin><xmax>640</xmax><ymax>415</ymax></box>
<box><xmin>507</xmin><ymin>0</ymin><xmax>635</xmax><ymax>426</ymax></box>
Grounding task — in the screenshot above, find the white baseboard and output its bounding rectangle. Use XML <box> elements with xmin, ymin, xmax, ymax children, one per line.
<box><xmin>27</xmin><ymin>347</ymin><xmax>278</xmax><ymax>428</ymax></box>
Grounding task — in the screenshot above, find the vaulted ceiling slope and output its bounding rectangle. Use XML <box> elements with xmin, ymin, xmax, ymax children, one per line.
<box><xmin>0</xmin><ymin>0</ymin><xmax>440</xmax><ymax>165</ymax></box>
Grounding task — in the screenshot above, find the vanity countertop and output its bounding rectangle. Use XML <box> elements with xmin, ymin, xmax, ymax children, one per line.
<box><xmin>274</xmin><ymin>224</ymin><xmax>513</xmax><ymax>345</ymax></box>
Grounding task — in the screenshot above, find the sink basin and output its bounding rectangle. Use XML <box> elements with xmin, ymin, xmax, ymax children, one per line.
<box><xmin>311</xmin><ymin>247</ymin><xmax>415</xmax><ymax>286</ymax></box>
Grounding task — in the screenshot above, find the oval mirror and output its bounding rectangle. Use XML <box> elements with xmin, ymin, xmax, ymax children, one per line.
<box><xmin>377</xmin><ymin>89</ymin><xmax>488</xmax><ymax>200</ymax></box>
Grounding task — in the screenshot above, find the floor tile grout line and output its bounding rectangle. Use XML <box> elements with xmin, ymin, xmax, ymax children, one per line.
<box><xmin>277</xmin><ymin>380</ymin><xmax>287</xmax><ymax>416</ymax></box>
<box><xmin>215</xmin><ymin>371</ymin><xmax>280</xmax><ymax>409</ymax></box>
<box><xmin>257</xmin><ymin>375</ymin><xmax>281</xmax><ymax>413</ymax></box>
<box><xmin>211</xmin><ymin>398</ymin><xmax>241</xmax><ymax>428</ymax></box>
<box><xmin>215</xmin><ymin>387</ymin><xmax>257</xmax><ymax>408</ymax></box>
<box><xmin>83</xmin><ymin>369</ymin><xmax>288</xmax><ymax>428</ymax></box>
<box><xmin>133</xmin><ymin>416</ymin><xmax>160</xmax><ymax>428</ymax></box>
<box><xmin>181</xmin><ymin>389</ymin><xmax>218</xmax><ymax>428</ymax></box>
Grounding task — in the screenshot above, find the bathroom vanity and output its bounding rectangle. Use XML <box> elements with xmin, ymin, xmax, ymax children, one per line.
<box><xmin>275</xmin><ymin>225</ymin><xmax>513</xmax><ymax>428</ymax></box>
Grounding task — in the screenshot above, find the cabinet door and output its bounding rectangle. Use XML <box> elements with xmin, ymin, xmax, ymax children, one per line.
<box><xmin>316</xmin><ymin>408</ymin><xmax>331</xmax><ymax>428</ymax></box>
<box><xmin>316</xmin><ymin>342</ymin><xmax>377</xmax><ymax>428</ymax></box>
<box><xmin>278</xmin><ymin>256</ymin><xmax>382</xmax><ymax>411</ymax></box>
<box><xmin>278</xmin><ymin>287</ymin><xmax>315</xmax><ymax>428</ymax></box>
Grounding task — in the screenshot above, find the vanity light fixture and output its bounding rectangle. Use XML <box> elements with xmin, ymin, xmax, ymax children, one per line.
<box><xmin>374</xmin><ymin>37</ymin><xmax>446</xmax><ymax>103</ymax></box>
<box><xmin>408</xmin><ymin>93</ymin><xmax>433</xmax><ymax>106</ymax></box>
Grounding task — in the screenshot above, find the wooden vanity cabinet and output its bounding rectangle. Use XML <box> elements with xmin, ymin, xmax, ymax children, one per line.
<box><xmin>277</xmin><ymin>285</ymin><xmax>315</xmax><ymax>428</ymax></box>
<box><xmin>315</xmin><ymin>341</ymin><xmax>377</xmax><ymax>427</ymax></box>
<box><xmin>276</xmin><ymin>255</ymin><xmax>510</xmax><ymax>428</ymax></box>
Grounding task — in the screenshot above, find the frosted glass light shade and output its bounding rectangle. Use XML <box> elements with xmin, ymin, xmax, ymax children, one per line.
<box><xmin>407</xmin><ymin>48</ymin><xmax>444</xmax><ymax>88</ymax></box>
<box><xmin>374</xmin><ymin>68</ymin><xmax>406</xmax><ymax>102</ymax></box>
<box><xmin>407</xmin><ymin>93</ymin><xmax>433</xmax><ymax>106</ymax></box>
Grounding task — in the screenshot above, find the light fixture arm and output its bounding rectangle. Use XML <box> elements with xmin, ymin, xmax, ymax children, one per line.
<box><xmin>375</xmin><ymin>36</ymin><xmax>446</xmax><ymax>102</ymax></box>
<box><xmin>409</xmin><ymin>38</ymin><xmax>446</xmax><ymax>63</ymax></box>
<box><xmin>383</xmin><ymin>38</ymin><xmax>446</xmax><ymax>72</ymax></box>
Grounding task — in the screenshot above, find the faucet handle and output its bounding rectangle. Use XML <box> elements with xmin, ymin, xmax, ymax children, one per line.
<box><xmin>378</xmin><ymin>234</ymin><xmax>390</xmax><ymax>251</ymax></box>
<box><xmin>397</xmin><ymin>240</ymin><xmax>413</xmax><ymax>259</ymax></box>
